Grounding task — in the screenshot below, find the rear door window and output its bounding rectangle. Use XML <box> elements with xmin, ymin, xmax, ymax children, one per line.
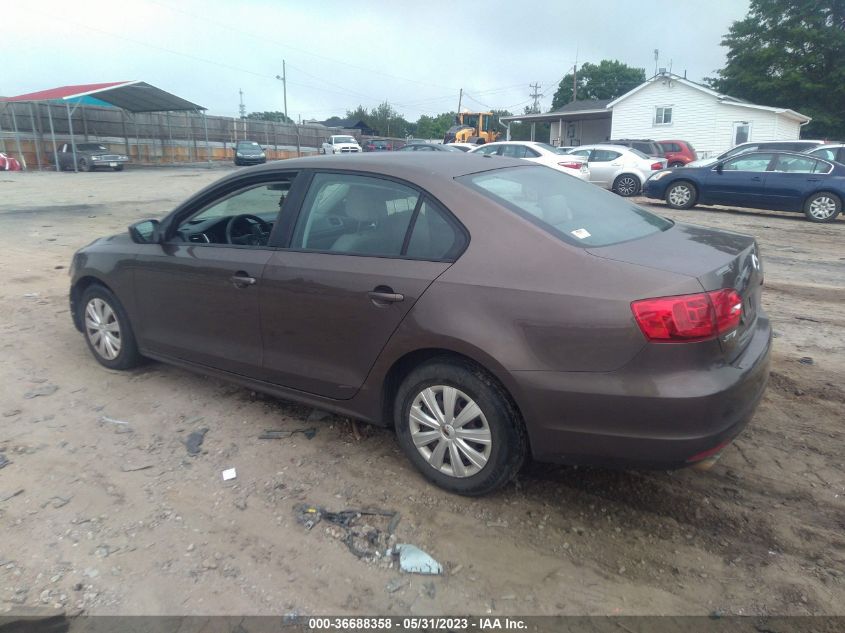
<box><xmin>590</xmin><ymin>149</ymin><xmax>621</xmax><ymax>162</ymax></box>
<box><xmin>772</xmin><ymin>155</ymin><xmax>827</xmax><ymax>173</ymax></box>
<box><xmin>405</xmin><ymin>199</ymin><xmax>467</xmax><ymax>261</ymax></box>
<box><xmin>458</xmin><ymin>166</ymin><xmax>672</xmax><ymax>248</ymax></box>
<box><xmin>502</xmin><ymin>145</ymin><xmax>529</xmax><ymax>159</ymax></box>
<box><xmin>723</xmin><ymin>153</ymin><xmax>774</xmax><ymax>171</ymax></box>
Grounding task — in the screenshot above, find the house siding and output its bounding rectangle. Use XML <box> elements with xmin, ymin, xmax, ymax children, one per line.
<box><xmin>610</xmin><ymin>79</ymin><xmax>803</xmax><ymax>158</ymax></box>
<box><xmin>551</xmin><ymin>117</ymin><xmax>611</xmax><ymax>146</ymax></box>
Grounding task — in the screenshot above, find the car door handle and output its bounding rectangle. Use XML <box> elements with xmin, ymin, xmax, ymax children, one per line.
<box><xmin>750</xmin><ymin>176</ymin><xmax>762</xmax><ymax>181</ymax></box>
<box><xmin>807</xmin><ymin>177</ymin><xmax>821</xmax><ymax>182</ymax></box>
<box><xmin>368</xmin><ymin>289</ymin><xmax>404</xmax><ymax>304</ymax></box>
<box><xmin>231</xmin><ymin>272</ymin><xmax>257</xmax><ymax>288</ymax></box>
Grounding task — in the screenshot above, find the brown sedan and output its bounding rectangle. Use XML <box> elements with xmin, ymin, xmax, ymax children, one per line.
<box><xmin>69</xmin><ymin>154</ymin><xmax>772</xmax><ymax>495</ymax></box>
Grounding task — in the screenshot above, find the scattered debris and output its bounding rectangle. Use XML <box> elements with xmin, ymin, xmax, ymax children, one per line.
<box><xmin>41</xmin><ymin>495</ymin><xmax>72</xmax><ymax>509</ymax></box>
<box><xmin>0</xmin><ymin>453</ymin><xmax>9</xmax><ymax>469</ymax></box>
<box><xmin>423</xmin><ymin>580</ymin><xmax>436</xmax><ymax>598</ymax></box>
<box><xmin>24</xmin><ymin>384</ymin><xmax>59</xmax><ymax>399</ymax></box>
<box><xmin>0</xmin><ymin>489</ymin><xmax>24</xmax><ymax>502</ymax></box>
<box><xmin>799</xmin><ymin>357</ymin><xmax>814</xmax><ymax>365</ymax></box>
<box><xmin>385</xmin><ymin>578</ymin><xmax>408</xmax><ymax>594</ymax></box>
<box><xmin>294</xmin><ymin>503</ymin><xmax>400</xmax><ymax>562</ymax></box>
<box><xmin>185</xmin><ymin>428</ymin><xmax>209</xmax><ymax>455</ymax></box>
<box><xmin>120</xmin><ymin>463</ymin><xmax>154</xmax><ymax>472</ymax></box>
<box><xmin>259</xmin><ymin>427</ymin><xmax>317</xmax><ymax>440</ymax></box>
<box><xmin>2</xmin><ymin>409</ymin><xmax>21</xmax><ymax>417</ymax></box>
<box><xmin>306</xmin><ymin>408</ymin><xmax>332</xmax><ymax>422</ymax></box>
<box><xmin>100</xmin><ymin>416</ymin><xmax>129</xmax><ymax>426</ymax></box>
<box><xmin>222</xmin><ymin>468</ymin><xmax>237</xmax><ymax>481</ymax></box>
<box><xmin>395</xmin><ymin>543</ymin><xmax>442</xmax><ymax>575</ymax></box>
<box><xmin>795</xmin><ymin>316</ymin><xmax>820</xmax><ymax>323</ymax></box>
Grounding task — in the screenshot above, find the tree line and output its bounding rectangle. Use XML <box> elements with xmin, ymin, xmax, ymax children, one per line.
<box><xmin>248</xmin><ymin>1</ymin><xmax>844</xmax><ymax>141</ymax></box>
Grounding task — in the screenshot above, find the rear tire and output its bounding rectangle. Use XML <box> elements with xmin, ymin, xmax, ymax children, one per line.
<box><xmin>394</xmin><ymin>359</ymin><xmax>526</xmax><ymax>496</ymax></box>
<box><xmin>665</xmin><ymin>181</ymin><xmax>698</xmax><ymax>209</ymax></box>
<box><xmin>803</xmin><ymin>192</ymin><xmax>841</xmax><ymax>223</ymax></box>
<box><xmin>78</xmin><ymin>284</ymin><xmax>142</xmax><ymax>370</ymax></box>
<box><xmin>78</xmin><ymin>158</ymin><xmax>92</xmax><ymax>172</ymax></box>
<box><xmin>612</xmin><ymin>173</ymin><xmax>640</xmax><ymax>197</ymax></box>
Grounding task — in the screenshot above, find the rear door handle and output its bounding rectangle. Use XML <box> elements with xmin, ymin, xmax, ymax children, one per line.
<box><xmin>368</xmin><ymin>290</ymin><xmax>404</xmax><ymax>304</ymax></box>
<box><xmin>750</xmin><ymin>176</ymin><xmax>762</xmax><ymax>181</ymax></box>
<box><xmin>231</xmin><ymin>272</ymin><xmax>257</xmax><ymax>288</ymax></box>
<box><xmin>807</xmin><ymin>178</ymin><xmax>821</xmax><ymax>182</ymax></box>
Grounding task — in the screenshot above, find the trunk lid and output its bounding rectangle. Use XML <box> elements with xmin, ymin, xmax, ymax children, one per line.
<box><xmin>588</xmin><ymin>222</ymin><xmax>763</xmax><ymax>360</ymax></box>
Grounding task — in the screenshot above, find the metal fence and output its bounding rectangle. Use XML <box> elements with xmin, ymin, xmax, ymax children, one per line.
<box><xmin>0</xmin><ymin>101</ymin><xmax>342</xmax><ymax>168</ymax></box>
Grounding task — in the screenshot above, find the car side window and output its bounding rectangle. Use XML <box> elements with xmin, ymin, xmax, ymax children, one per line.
<box><xmin>591</xmin><ymin>150</ymin><xmax>621</xmax><ymax>162</ymax></box>
<box><xmin>502</xmin><ymin>145</ymin><xmax>528</xmax><ymax>159</ymax></box>
<box><xmin>525</xmin><ymin>147</ymin><xmax>541</xmax><ymax>158</ymax></box>
<box><xmin>810</xmin><ymin>148</ymin><xmax>837</xmax><ymax>162</ymax></box>
<box><xmin>405</xmin><ymin>199</ymin><xmax>466</xmax><ymax>261</ymax></box>
<box><xmin>175</xmin><ymin>177</ymin><xmax>296</xmax><ymax>246</ymax></box>
<box><xmin>475</xmin><ymin>145</ymin><xmax>500</xmax><ymax>156</ymax></box>
<box><xmin>722</xmin><ymin>154</ymin><xmax>773</xmax><ymax>172</ymax></box>
<box><xmin>291</xmin><ymin>173</ymin><xmax>419</xmax><ymax>257</ymax></box>
<box><xmin>773</xmin><ymin>155</ymin><xmax>822</xmax><ymax>174</ymax></box>
<box><xmin>568</xmin><ymin>149</ymin><xmax>590</xmax><ymax>159</ymax></box>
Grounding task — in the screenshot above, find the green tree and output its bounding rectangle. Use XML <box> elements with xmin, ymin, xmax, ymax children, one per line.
<box><xmin>416</xmin><ymin>112</ymin><xmax>457</xmax><ymax>140</ymax></box>
<box><xmin>551</xmin><ymin>60</ymin><xmax>646</xmax><ymax>110</ymax></box>
<box><xmin>708</xmin><ymin>0</ymin><xmax>845</xmax><ymax>139</ymax></box>
<box><xmin>246</xmin><ymin>111</ymin><xmax>293</xmax><ymax>124</ymax></box>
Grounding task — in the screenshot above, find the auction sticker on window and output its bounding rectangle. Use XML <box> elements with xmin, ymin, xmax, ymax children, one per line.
<box><xmin>571</xmin><ymin>228</ymin><xmax>591</xmax><ymax>239</ymax></box>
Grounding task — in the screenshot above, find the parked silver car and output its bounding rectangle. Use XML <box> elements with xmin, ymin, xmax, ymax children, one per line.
<box><xmin>565</xmin><ymin>144</ymin><xmax>667</xmax><ymax>196</ymax></box>
<box><xmin>806</xmin><ymin>144</ymin><xmax>845</xmax><ymax>164</ymax></box>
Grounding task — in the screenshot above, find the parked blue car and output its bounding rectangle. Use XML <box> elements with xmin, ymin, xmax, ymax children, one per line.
<box><xmin>643</xmin><ymin>151</ymin><xmax>844</xmax><ymax>223</ymax></box>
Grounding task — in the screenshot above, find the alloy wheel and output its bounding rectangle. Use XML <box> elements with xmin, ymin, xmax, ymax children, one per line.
<box><xmin>85</xmin><ymin>297</ymin><xmax>122</xmax><ymax>360</ymax></box>
<box><xmin>808</xmin><ymin>196</ymin><xmax>837</xmax><ymax>220</ymax></box>
<box><xmin>409</xmin><ymin>385</ymin><xmax>492</xmax><ymax>478</ymax></box>
<box><xmin>668</xmin><ymin>184</ymin><xmax>692</xmax><ymax>207</ymax></box>
<box><xmin>616</xmin><ymin>176</ymin><xmax>638</xmax><ymax>196</ymax></box>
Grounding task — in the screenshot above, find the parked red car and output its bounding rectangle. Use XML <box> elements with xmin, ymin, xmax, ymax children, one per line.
<box><xmin>657</xmin><ymin>140</ymin><xmax>697</xmax><ymax>167</ymax></box>
<box><xmin>0</xmin><ymin>152</ymin><xmax>22</xmax><ymax>171</ymax></box>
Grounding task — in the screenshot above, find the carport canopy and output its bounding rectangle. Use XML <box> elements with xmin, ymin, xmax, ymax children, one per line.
<box><xmin>2</xmin><ymin>80</ymin><xmax>205</xmax><ymax>112</ymax></box>
<box><xmin>1</xmin><ymin>81</ymin><xmax>208</xmax><ymax>171</ymax></box>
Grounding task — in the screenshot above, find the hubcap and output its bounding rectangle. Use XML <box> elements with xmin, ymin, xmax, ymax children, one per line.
<box><xmin>617</xmin><ymin>177</ymin><xmax>637</xmax><ymax>196</ymax></box>
<box><xmin>809</xmin><ymin>196</ymin><xmax>836</xmax><ymax>219</ymax></box>
<box><xmin>84</xmin><ymin>298</ymin><xmax>121</xmax><ymax>360</ymax></box>
<box><xmin>669</xmin><ymin>185</ymin><xmax>692</xmax><ymax>207</ymax></box>
<box><xmin>409</xmin><ymin>385</ymin><xmax>492</xmax><ymax>478</ymax></box>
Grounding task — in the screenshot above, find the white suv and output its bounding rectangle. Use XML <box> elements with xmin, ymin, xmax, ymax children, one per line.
<box><xmin>321</xmin><ymin>135</ymin><xmax>362</xmax><ymax>154</ymax></box>
<box><xmin>469</xmin><ymin>141</ymin><xmax>590</xmax><ymax>180</ymax></box>
<box><xmin>565</xmin><ymin>144</ymin><xmax>667</xmax><ymax>196</ymax></box>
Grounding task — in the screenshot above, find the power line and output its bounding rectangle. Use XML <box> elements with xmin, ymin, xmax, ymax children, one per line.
<box><xmin>529</xmin><ymin>82</ymin><xmax>544</xmax><ymax>113</ymax></box>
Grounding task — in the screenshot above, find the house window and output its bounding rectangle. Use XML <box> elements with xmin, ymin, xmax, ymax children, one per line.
<box><xmin>654</xmin><ymin>106</ymin><xmax>673</xmax><ymax>125</ymax></box>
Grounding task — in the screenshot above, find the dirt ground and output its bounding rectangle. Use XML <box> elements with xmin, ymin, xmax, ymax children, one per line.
<box><xmin>0</xmin><ymin>167</ymin><xmax>843</xmax><ymax>617</ymax></box>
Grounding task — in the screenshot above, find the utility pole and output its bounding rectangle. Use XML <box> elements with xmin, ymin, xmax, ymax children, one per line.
<box><xmin>275</xmin><ymin>60</ymin><xmax>289</xmax><ymax>123</ymax></box>
<box><xmin>529</xmin><ymin>82</ymin><xmax>543</xmax><ymax>114</ymax></box>
<box><xmin>654</xmin><ymin>49</ymin><xmax>659</xmax><ymax>77</ymax></box>
<box><xmin>457</xmin><ymin>88</ymin><xmax>463</xmax><ymax>114</ymax></box>
<box><xmin>238</xmin><ymin>89</ymin><xmax>246</xmax><ymax>119</ymax></box>
<box><xmin>572</xmin><ymin>64</ymin><xmax>578</xmax><ymax>102</ymax></box>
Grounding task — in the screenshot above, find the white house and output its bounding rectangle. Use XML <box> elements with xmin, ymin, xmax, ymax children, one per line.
<box><xmin>607</xmin><ymin>73</ymin><xmax>812</xmax><ymax>158</ymax></box>
<box><xmin>500</xmin><ymin>73</ymin><xmax>811</xmax><ymax>158</ymax></box>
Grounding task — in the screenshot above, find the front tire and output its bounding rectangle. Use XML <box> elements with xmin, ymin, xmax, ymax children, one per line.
<box><xmin>78</xmin><ymin>158</ymin><xmax>92</xmax><ymax>172</ymax></box>
<box><xmin>78</xmin><ymin>284</ymin><xmax>141</xmax><ymax>370</ymax></box>
<box><xmin>612</xmin><ymin>173</ymin><xmax>640</xmax><ymax>197</ymax></box>
<box><xmin>804</xmin><ymin>192</ymin><xmax>841</xmax><ymax>223</ymax></box>
<box><xmin>394</xmin><ymin>359</ymin><xmax>526</xmax><ymax>496</ymax></box>
<box><xmin>665</xmin><ymin>181</ymin><xmax>698</xmax><ymax>209</ymax></box>
<box><xmin>113</xmin><ymin>165</ymin><xmax>124</xmax><ymax>172</ymax></box>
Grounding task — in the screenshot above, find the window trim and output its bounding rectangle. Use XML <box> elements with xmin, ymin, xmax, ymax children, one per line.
<box><xmin>654</xmin><ymin>106</ymin><xmax>673</xmax><ymax>126</ymax></box>
<box><xmin>160</xmin><ymin>171</ymin><xmax>305</xmax><ymax>249</ymax></box>
<box><xmin>280</xmin><ymin>168</ymin><xmax>470</xmax><ymax>263</ymax></box>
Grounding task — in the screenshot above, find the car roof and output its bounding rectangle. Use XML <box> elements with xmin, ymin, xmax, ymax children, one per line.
<box><xmin>230</xmin><ymin>152</ymin><xmax>529</xmax><ymax>180</ymax></box>
<box><xmin>810</xmin><ymin>143</ymin><xmax>845</xmax><ymax>150</ymax></box>
<box><xmin>570</xmin><ymin>144</ymin><xmax>632</xmax><ymax>152</ymax></box>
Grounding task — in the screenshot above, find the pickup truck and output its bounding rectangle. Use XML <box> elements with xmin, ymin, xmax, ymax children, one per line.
<box><xmin>53</xmin><ymin>143</ymin><xmax>130</xmax><ymax>171</ymax></box>
<box><xmin>320</xmin><ymin>135</ymin><xmax>362</xmax><ymax>155</ymax></box>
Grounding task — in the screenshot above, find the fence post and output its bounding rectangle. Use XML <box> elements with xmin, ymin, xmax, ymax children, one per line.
<box><xmin>10</xmin><ymin>104</ymin><xmax>25</xmax><ymax>170</ymax></box>
<box><xmin>46</xmin><ymin>103</ymin><xmax>60</xmax><ymax>171</ymax></box>
<box><xmin>28</xmin><ymin>102</ymin><xmax>43</xmax><ymax>170</ymax></box>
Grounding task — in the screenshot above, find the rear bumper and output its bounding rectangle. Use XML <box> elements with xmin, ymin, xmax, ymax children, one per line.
<box><xmin>235</xmin><ymin>156</ymin><xmax>266</xmax><ymax>164</ymax></box>
<box><xmin>514</xmin><ymin>313</ymin><xmax>772</xmax><ymax>469</ymax></box>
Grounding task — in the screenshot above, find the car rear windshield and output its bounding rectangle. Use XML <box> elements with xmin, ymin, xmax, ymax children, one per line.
<box><xmin>457</xmin><ymin>166</ymin><xmax>672</xmax><ymax>248</ymax></box>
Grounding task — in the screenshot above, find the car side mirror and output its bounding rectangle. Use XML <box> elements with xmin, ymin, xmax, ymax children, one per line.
<box><xmin>716</xmin><ymin>163</ymin><xmax>724</xmax><ymax>174</ymax></box>
<box><xmin>129</xmin><ymin>219</ymin><xmax>162</xmax><ymax>244</ymax></box>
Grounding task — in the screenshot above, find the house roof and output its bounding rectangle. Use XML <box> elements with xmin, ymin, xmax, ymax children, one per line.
<box><xmin>606</xmin><ymin>73</ymin><xmax>810</xmax><ymax>123</ymax></box>
<box><xmin>499</xmin><ymin>100</ymin><xmax>613</xmax><ymax>123</ymax></box>
<box><xmin>550</xmin><ymin>99</ymin><xmax>613</xmax><ymax>114</ymax></box>
<box><xmin>1</xmin><ymin>81</ymin><xmax>204</xmax><ymax>112</ymax></box>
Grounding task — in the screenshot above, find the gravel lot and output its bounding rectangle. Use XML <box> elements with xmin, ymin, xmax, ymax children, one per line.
<box><xmin>0</xmin><ymin>166</ymin><xmax>843</xmax><ymax>616</ymax></box>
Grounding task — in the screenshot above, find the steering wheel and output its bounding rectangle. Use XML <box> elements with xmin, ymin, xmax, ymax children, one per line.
<box><xmin>225</xmin><ymin>214</ymin><xmax>271</xmax><ymax>246</ymax></box>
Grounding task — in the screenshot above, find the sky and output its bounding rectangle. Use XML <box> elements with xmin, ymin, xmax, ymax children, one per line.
<box><xmin>5</xmin><ymin>0</ymin><xmax>750</xmax><ymax>122</ymax></box>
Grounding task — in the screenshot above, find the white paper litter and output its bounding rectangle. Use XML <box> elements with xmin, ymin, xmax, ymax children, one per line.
<box><xmin>222</xmin><ymin>468</ymin><xmax>237</xmax><ymax>481</ymax></box>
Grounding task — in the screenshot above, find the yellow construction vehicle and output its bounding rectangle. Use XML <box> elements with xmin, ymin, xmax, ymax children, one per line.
<box><xmin>443</xmin><ymin>112</ymin><xmax>500</xmax><ymax>145</ymax></box>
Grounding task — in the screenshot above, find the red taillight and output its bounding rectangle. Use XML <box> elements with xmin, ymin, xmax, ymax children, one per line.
<box><xmin>631</xmin><ymin>289</ymin><xmax>743</xmax><ymax>342</ymax></box>
<box><xmin>558</xmin><ymin>161</ymin><xmax>583</xmax><ymax>170</ymax></box>
<box><xmin>686</xmin><ymin>437</ymin><xmax>733</xmax><ymax>463</ymax></box>
<box><xmin>650</xmin><ymin>162</ymin><xmax>664</xmax><ymax>170</ymax></box>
